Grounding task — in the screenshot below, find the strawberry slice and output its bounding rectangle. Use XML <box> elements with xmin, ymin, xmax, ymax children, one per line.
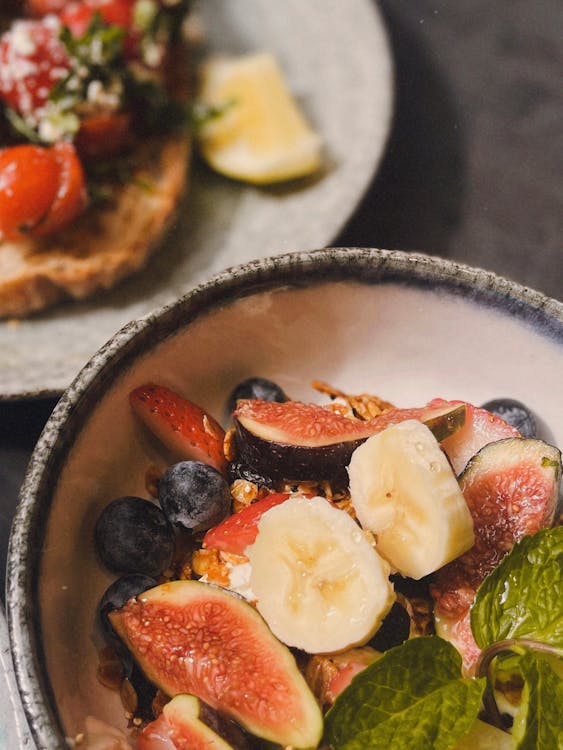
<box><xmin>203</xmin><ymin>492</ymin><xmax>290</xmax><ymax>555</ymax></box>
<box><xmin>130</xmin><ymin>383</ymin><xmax>227</xmax><ymax>474</ymax></box>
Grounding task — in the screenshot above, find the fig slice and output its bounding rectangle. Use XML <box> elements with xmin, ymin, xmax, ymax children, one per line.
<box><xmin>109</xmin><ymin>580</ymin><xmax>323</xmax><ymax>749</ymax></box>
<box><xmin>234</xmin><ymin>398</ymin><xmax>466</xmax><ymax>481</ymax></box>
<box><xmin>430</xmin><ymin>437</ymin><xmax>561</xmax><ymax>674</ymax></box>
<box><xmin>137</xmin><ymin>694</ymin><xmax>236</xmax><ymax>750</ymax></box>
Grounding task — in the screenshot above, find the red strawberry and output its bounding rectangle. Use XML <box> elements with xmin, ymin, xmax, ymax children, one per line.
<box><xmin>203</xmin><ymin>492</ymin><xmax>290</xmax><ymax>555</ymax></box>
<box><xmin>130</xmin><ymin>383</ymin><xmax>227</xmax><ymax>474</ymax></box>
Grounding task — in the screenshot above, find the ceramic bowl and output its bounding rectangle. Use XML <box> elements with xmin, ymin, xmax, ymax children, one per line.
<box><xmin>6</xmin><ymin>248</ymin><xmax>563</xmax><ymax>749</ymax></box>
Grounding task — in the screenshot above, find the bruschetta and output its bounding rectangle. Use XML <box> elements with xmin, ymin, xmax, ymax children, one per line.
<box><xmin>0</xmin><ymin>0</ymin><xmax>193</xmax><ymax>318</ymax></box>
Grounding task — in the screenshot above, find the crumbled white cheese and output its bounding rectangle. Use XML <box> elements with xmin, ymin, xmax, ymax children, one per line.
<box><xmin>89</xmin><ymin>36</ymin><xmax>104</xmax><ymax>66</ymax></box>
<box><xmin>143</xmin><ymin>41</ymin><xmax>164</xmax><ymax>68</ymax></box>
<box><xmin>10</xmin><ymin>22</ymin><xmax>37</xmax><ymax>56</ymax></box>
<box><xmin>226</xmin><ymin>561</ymin><xmax>256</xmax><ymax>602</ymax></box>
<box><xmin>38</xmin><ymin>106</ymin><xmax>80</xmax><ymax>142</ymax></box>
<box><xmin>86</xmin><ymin>78</ymin><xmax>123</xmax><ymax>110</ymax></box>
<box><xmin>199</xmin><ymin>561</ymin><xmax>256</xmax><ymax>602</ymax></box>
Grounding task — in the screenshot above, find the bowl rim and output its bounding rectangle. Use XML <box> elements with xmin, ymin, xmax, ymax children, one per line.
<box><xmin>6</xmin><ymin>246</ymin><xmax>563</xmax><ymax>748</ymax></box>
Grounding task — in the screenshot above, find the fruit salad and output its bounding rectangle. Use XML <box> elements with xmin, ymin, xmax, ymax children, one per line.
<box><xmin>86</xmin><ymin>378</ymin><xmax>562</xmax><ymax>750</ymax></box>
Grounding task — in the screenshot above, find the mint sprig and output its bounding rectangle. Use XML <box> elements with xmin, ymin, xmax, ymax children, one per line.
<box><xmin>323</xmin><ymin>637</ymin><xmax>485</xmax><ymax>750</ymax></box>
<box><xmin>471</xmin><ymin>526</ymin><xmax>563</xmax><ymax>649</ymax></box>
<box><xmin>470</xmin><ymin>526</ymin><xmax>563</xmax><ymax>746</ymax></box>
<box><xmin>511</xmin><ymin>650</ymin><xmax>563</xmax><ymax>750</ymax></box>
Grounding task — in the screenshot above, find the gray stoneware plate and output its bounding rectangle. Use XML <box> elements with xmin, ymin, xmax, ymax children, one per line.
<box><xmin>0</xmin><ymin>0</ymin><xmax>393</xmax><ymax>400</ymax></box>
<box><xmin>6</xmin><ymin>248</ymin><xmax>563</xmax><ymax>749</ymax></box>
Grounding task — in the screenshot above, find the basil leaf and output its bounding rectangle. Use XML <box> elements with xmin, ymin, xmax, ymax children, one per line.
<box><xmin>471</xmin><ymin>527</ymin><xmax>563</xmax><ymax>649</ymax></box>
<box><xmin>511</xmin><ymin>650</ymin><xmax>563</xmax><ymax>750</ymax></box>
<box><xmin>323</xmin><ymin>637</ymin><xmax>485</xmax><ymax>750</ymax></box>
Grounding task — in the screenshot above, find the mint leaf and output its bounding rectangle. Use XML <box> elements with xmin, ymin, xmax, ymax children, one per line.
<box><xmin>452</xmin><ymin>719</ymin><xmax>512</xmax><ymax>749</ymax></box>
<box><xmin>323</xmin><ymin>637</ymin><xmax>485</xmax><ymax>750</ymax></box>
<box><xmin>511</xmin><ymin>650</ymin><xmax>563</xmax><ymax>750</ymax></box>
<box><xmin>470</xmin><ymin>527</ymin><xmax>563</xmax><ymax>649</ymax></box>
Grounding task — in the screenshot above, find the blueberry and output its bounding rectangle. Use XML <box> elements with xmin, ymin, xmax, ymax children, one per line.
<box><xmin>481</xmin><ymin>398</ymin><xmax>536</xmax><ymax>438</ymax></box>
<box><xmin>158</xmin><ymin>460</ymin><xmax>231</xmax><ymax>533</ymax></box>
<box><xmin>94</xmin><ymin>496</ymin><xmax>175</xmax><ymax>577</ymax></box>
<box><xmin>98</xmin><ymin>574</ymin><xmax>157</xmax><ymax>640</ymax></box>
<box><xmin>226</xmin><ymin>376</ymin><xmax>288</xmax><ymax>416</ymax></box>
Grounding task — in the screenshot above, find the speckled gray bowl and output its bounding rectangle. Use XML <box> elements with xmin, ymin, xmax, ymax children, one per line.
<box><xmin>6</xmin><ymin>248</ymin><xmax>563</xmax><ymax>750</ymax></box>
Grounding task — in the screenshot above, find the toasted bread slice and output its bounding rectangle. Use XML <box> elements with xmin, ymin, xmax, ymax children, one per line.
<box><xmin>0</xmin><ymin>133</ymin><xmax>190</xmax><ymax>319</ymax></box>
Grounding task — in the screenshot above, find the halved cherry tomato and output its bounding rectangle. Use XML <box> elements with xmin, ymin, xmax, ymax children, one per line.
<box><xmin>26</xmin><ymin>0</ymin><xmax>68</xmax><ymax>15</ymax></box>
<box><xmin>60</xmin><ymin>0</ymin><xmax>141</xmax><ymax>58</ymax></box>
<box><xmin>32</xmin><ymin>142</ymin><xmax>87</xmax><ymax>237</ymax></box>
<box><xmin>0</xmin><ymin>145</ymin><xmax>59</xmax><ymax>240</ymax></box>
<box><xmin>203</xmin><ymin>493</ymin><xmax>291</xmax><ymax>555</ymax></box>
<box><xmin>0</xmin><ymin>143</ymin><xmax>86</xmax><ymax>240</ymax></box>
<box><xmin>74</xmin><ymin>110</ymin><xmax>132</xmax><ymax>160</ymax></box>
<box><xmin>0</xmin><ymin>18</ymin><xmax>70</xmax><ymax>120</ymax></box>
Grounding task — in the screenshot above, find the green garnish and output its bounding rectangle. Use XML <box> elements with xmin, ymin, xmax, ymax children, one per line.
<box><xmin>470</xmin><ymin>527</ymin><xmax>563</xmax><ymax>747</ymax></box>
<box><xmin>325</xmin><ymin>527</ymin><xmax>562</xmax><ymax>749</ymax></box>
<box><xmin>511</xmin><ymin>650</ymin><xmax>562</xmax><ymax>749</ymax></box>
<box><xmin>187</xmin><ymin>98</ymin><xmax>237</xmax><ymax>132</ymax></box>
<box><xmin>471</xmin><ymin>526</ymin><xmax>563</xmax><ymax>649</ymax></box>
<box><xmin>4</xmin><ymin>107</ymin><xmax>42</xmax><ymax>143</ymax></box>
<box><xmin>323</xmin><ymin>637</ymin><xmax>485</xmax><ymax>750</ymax></box>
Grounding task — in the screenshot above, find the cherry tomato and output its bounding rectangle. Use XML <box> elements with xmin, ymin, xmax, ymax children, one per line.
<box><xmin>0</xmin><ymin>18</ymin><xmax>70</xmax><ymax>120</ymax></box>
<box><xmin>0</xmin><ymin>143</ymin><xmax>86</xmax><ymax>240</ymax></box>
<box><xmin>60</xmin><ymin>0</ymin><xmax>141</xmax><ymax>57</ymax></box>
<box><xmin>26</xmin><ymin>0</ymin><xmax>68</xmax><ymax>15</ymax></box>
<box><xmin>33</xmin><ymin>142</ymin><xmax>87</xmax><ymax>237</ymax></box>
<box><xmin>0</xmin><ymin>145</ymin><xmax>59</xmax><ymax>240</ymax></box>
<box><xmin>74</xmin><ymin>110</ymin><xmax>132</xmax><ymax>160</ymax></box>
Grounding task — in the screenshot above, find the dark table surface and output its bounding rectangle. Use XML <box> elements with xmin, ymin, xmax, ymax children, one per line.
<box><xmin>1</xmin><ymin>0</ymin><xmax>562</xmax><ymax>596</ymax></box>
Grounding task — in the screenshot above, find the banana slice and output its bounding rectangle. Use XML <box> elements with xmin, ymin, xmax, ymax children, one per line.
<box><xmin>246</xmin><ymin>495</ymin><xmax>395</xmax><ymax>654</ymax></box>
<box><xmin>348</xmin><ymin>419</ymin><xmax>474</xmax><ymax>580</ymax></box>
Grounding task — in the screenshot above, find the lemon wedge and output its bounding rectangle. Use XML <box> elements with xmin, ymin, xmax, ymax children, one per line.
<box><xmin>196</xmin><ymin>52</ymin><xmax>323</xmax><ymax>184</ymax></box>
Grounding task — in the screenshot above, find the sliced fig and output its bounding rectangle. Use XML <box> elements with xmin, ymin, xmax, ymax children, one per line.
<box><xmin>234</xmin><ymin>398</ymin><xmax>466</xmax><ymax>481</ymax></box>
<box><xmin>437</xmin><ymin>399</ymin><xmax>521</xmax><ymax>475</ymax></box>
<box><xmin>109</xmin><ymin>580</ymin><xmax>323</xmax><ymax>749</ymax></box>
<box><xmin>430</xmin><ymin>437</ymin><xmax>561</xmax><ymax>674</ymax></box>
<box><xmin>137</xmin><ymin>694</ymin><xmax>236</xmax><ymax>750</ymax></box>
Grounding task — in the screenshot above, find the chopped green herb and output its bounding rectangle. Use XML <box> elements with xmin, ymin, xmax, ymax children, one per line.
<box><xmin>4</xmin><ymin>107</ymin><xmax>42</xmax><ymax>144</ymax></box>
<box><xmin>187</xmin><ymin>98</ymin><xmax>237</xmax><ymax>132</ymax></box>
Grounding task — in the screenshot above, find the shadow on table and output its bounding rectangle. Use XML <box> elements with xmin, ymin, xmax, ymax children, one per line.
<box><xmin>338</xmin><ymin>0</ymin><xmax>466</xmax><ymax>254</ymax></box>
<box><xmin>0</xmin><ymin>398</ymin><xmax>59</xmax><ymax>601</ymax></box>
